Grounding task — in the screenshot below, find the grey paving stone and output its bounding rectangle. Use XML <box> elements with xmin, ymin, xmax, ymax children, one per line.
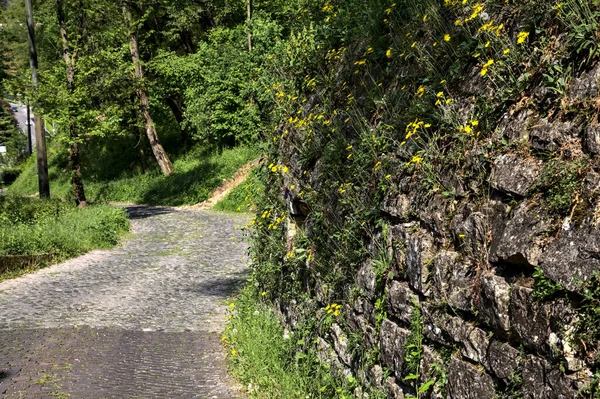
<box><xmin>0</xmin><ymin>206</ymin><xmax>250</xmax><ymax>398</ymax></box>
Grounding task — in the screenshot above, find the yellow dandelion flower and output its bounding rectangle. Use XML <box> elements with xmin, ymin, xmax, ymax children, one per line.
<box><xmin>386</xmin><ymin>48</ymin><xmax>392</xmax><ymax>58</ymax></box>
<box><xmin>444</xmin><ymin>34</ymin><xmax>451</xmax><ymax>42</ymax></box>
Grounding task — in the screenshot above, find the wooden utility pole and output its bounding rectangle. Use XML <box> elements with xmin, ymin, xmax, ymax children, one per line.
<box><xmin>247</xmin><ymin>0</ymin><xmax>252</xmax><ymax>51</ymax></box>
<box><xmin>25</xmin><ymin>0</ymin><xmax>50</xmax><ymax>198</ymax></box>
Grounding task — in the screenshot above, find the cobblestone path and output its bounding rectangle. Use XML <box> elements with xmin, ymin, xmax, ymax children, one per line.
<box><xmin>0</xmin><ymin>206</ymin><xmax>251</xmax><ymax>398</ymax></box>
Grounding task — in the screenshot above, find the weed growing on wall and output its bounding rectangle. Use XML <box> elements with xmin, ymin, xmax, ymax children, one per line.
<box><xmin>224</xmin><ymin>286</ymin><xmax>386</xmax><ymax>398</ymax></box>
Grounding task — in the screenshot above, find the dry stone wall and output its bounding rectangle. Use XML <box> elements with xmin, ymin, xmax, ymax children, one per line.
<box><xmin>272</xmin><ymin>63</ymin><xmax>600</xmax><ymax>398</ymax></box>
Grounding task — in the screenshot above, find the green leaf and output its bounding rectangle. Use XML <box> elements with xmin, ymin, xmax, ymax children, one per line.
<box><xmin>418</xmin><ymin>379</ymin><xmax>435</xmax><ymax>393</ymax></box>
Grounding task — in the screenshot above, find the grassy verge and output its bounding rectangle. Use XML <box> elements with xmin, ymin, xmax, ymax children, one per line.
<box><xmin>224</xmin><ymin>286</ymin><xmax>382</xmax><ymax>399</ymax></box>
<box><xmin>9</xmin><ymin>145</ymin><xmax>259</xmax><ymax>206</ymax></box>
<box><xmin>0</xmin><ymin>196</ymin><xmax>129</xmax><ymax>280</ymax></box>
<box><xmin>214</xmin><ymin>167</ymin><xmax>264</xmax><ymax>213</ymax></box>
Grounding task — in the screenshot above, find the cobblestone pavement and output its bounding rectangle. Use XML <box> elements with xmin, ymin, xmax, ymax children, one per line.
<box><xmin>0</xmin><ymin>206</ymin><xmax>251</xmax><ymax>398</ymax></box>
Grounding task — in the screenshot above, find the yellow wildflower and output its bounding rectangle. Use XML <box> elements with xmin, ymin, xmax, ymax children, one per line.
<box><xmin>517</xmin><ymin>31</ymin><xmax>530</xmax><ymax>44</ymax></box>
<box><xmin>444</xmin><ymin>34</ymin><xmax>451</xmax><ymax>42</ymax></box>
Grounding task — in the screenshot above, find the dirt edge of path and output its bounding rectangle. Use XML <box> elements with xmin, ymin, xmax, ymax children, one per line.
<box><xmin>190</xmin><ymin>161</ymin><xmax>258</xmax><ymax>210</ymax></box>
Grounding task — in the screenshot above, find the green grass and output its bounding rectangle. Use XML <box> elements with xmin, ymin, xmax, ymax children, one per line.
<box><xmin>214</xmin><ymin>167</ymin><xmax>264</xmax><ymax>213</ymax></box>
<box><xmin>9</xmin><ymin>144</ymin><xmax>259</xmax><ymax>206</ymax></box>
<box><xmin>0</xmin><ymin>196</ymin><xmax>130</xmax><ymax>279</ymax></box>
<box><xmin>224</xmin><ymin>286</ymin><xmax>386</xmax><ymax>399</ymax></box>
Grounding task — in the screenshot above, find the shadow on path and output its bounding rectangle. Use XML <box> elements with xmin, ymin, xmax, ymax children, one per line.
<box><xmin>125</xmin><ymin>205</ymin><xmax>175</xmax><ymax>220</ymax></box>
<box><xmin>186</xmin><ymin>271</ymin><xmax>250</xmax><ymax>298</ymax></box>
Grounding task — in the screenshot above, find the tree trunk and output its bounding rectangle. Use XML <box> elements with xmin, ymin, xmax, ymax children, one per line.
<box><xmin>247</xmin><ymin>0</ymin><xmax>252</xmax><ymax>51</ymax></box>
<box><xmin>25</xmin><ymin>0</ymin><xmax>50</xmax><ymax>198</ymax></box>
<box><xmin>165</xmin><ymin>95</ymin><xmax>189</xmax><ymax>145</ymax></box>
<box><xmin>123</xmin><ymin>3</ymin><xmax>174</xmax><ymax>176</ymax></box>
<box><xmin>56</xmin><ymin>0</ymin><xmax>87</xmax><ymax>207</ymax></box>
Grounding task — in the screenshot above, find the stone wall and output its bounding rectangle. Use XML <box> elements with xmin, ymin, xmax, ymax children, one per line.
<box><xmin>273</xmin><ymin>63</ymin><xmax>600</xmax><ymax>398</ymax></box>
